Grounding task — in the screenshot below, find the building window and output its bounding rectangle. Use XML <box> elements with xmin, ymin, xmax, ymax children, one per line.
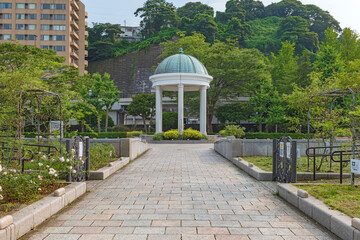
<box><xmin>27</xmin><ymin>14</ymin><xmax>37</xmax><ymax>20</ymax></box>
<box><xmin>53</xmin><ymin>35</ymin><xmax>66</xmax><ymax>41</ymax></box>
<box><xmin>41</xmin><ymin>4</ymin><xmax>66</xmax><ymax>10</ymax></box>
<box><xmin>28</xmin><ymin>3</ymin><xmax>36</xmax><ymax>9</ymax></box>
<box><xmin>16</xmin><ymin>24</ymin><xmax>25</xmax><ymax>30</ymax></box>
<box><xmin>1</xmin><ymin>13</ymin><xmax>12</xmax><ymax>19</ymax></box>
<box><xmin>53</xmin><ymin>46</ymin><xmax>66</xmax><ymax>52</ymax></box>
<box><xmin>27</xmin><ymin>35</ymin><xmax>36</xmax><ymax>40</ymax></box>
<box><xmin>53</xmin><ymin>14</ymin><xmax>66</xmax><ymax>20</ymax></box>
<box><xmin>40</xmin><ymin>14</ymin><xmax>50</xmax><ymax>20</ymax></box>
<box><xmin>41</xmin><ymin>25</ymin><xmax>50</xmax><ymax>30</ymax></box>
<box><xmin>1</xmin><ymin>23</ymin><xmax>11</xmax><ymax>29</ymax></box>
<box><xmin>40</xmin><ymin>45</ymin><xmax>50</xmax><ymax>50</ymax></box>
<box><xmin>53</xmin><ymin>25</ymin><xmax>66</xmax><ymax>31</ymax></box>
<box><xmin>27</xmin><ymin>24</ymin><xmax>37</xmax><ymax>30</ymax></box>
<box><xmin>16</xmin><ymin>14</ymin><xmax>25</xmax><ymax>19</ymax></box>
<box><xmin>40</xmin><ymin>35</ymin><xmax>50</xmax><ymax>41</ymax></box>
<box><xmin>15</xmin><ymin>35</ymin><xmax>25</xmax><ymax>40</ymax></box>
<box><xmin>1</xmin><ymin>34</ymin><xmax>11</xmax><ymax>40</ymax></box>
<box><xmin>0</xmin><ymin>3</ymin><xmax>12</xmax><ymax>8</ymax></box>
<box><xmin>16</xmin><ymin>3</ymin><xmax>25</xmax><ymax>9</ymax></box>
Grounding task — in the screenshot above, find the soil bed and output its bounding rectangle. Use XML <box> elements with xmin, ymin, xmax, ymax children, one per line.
<box><xmin>0</xmin><ymin>182</ymin><xmax>68</xmax><ymax>217</ymax></box>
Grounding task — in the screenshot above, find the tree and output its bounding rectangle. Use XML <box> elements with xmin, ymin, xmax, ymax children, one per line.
<box><xmin>177</xmin><ymin>2</ymin><xmax>214</xmax><ymax>19</ymax></box>
<box><xmin>134</xmin><ymin>0</ymin><xmax>177</xmax><ymax>37</ymax></box>
<box><xmin>215</xmin><ymin>102</ymin><xmax>252</xmax><ymax>124</ymax></box>
<box><xmin>270</xmin><ymin>41</ymin><xmax>298</xmax><ymax>94</ymax></box>
<box><xmin>179</xmin><ymin>13</ymin><xmax>218</xmax><ymax>41</ymax></box>
<box><xmin>127</xmin><ymin>93</ymin><xmax>155</xmax><ymax>133</ymax></box>
<box><xmin>98</xmin><ymin>73</ymin><xmax>121</xmax><ymax>132</ymax></box>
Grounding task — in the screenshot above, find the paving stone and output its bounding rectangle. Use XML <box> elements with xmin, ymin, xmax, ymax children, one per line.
<box><xmin>24</xmin><ymin>144</ymin><xmax>338</xmax><ymax>240</ymax></box>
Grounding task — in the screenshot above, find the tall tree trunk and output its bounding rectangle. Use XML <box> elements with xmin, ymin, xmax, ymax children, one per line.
<box><xmin>105</xmin><ymin>108</ymin><xmax>109</xmax><ymax>132</ymax></box>
<box><xmin>207</xmin><ymin>105</ymin><xmax>216</xmax><ymax>133</ymax></box>
<box><xmin>97</xmin><ymin>114</ymin><xmax>101</xmax><ymax>133</ymax></box>
<box><xmin>275</xmin><ymin>124</ymin><xmax>278</xmax><ymax>133</ymax></box>
<box><xmin>143</xmin><ymin>116</ymin><xmax>147</xmax><ymax>133</ymax></box>
<box><xmin>258</xmin><ymin>122</ymin><xmax>262</xmax><ymax>132</ymax></box>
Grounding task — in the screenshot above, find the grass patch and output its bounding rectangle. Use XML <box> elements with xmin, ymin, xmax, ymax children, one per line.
<box><xmin>242</xmin><ymin>156</ymin><xmax>350</xmax><ymax>173</ymax></box>
<box><xmin>295</xmin><ymin>184</ymin><xmax>360</xmax><ymax>218</ymax></box>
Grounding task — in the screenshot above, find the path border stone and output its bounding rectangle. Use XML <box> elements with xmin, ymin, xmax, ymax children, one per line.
<box><xmin>0</xmin><ymin>182</ymin><xmax>86</xmax><ymax>240</ymax></box>
<box><xmin>89</xmin><ymin>157</ymin><xmax>130</xmax><ymax>180</ymax></box>
<box><xmin>278</xmin><ymin>183</ymin><xmax>360</xmax><ymax>240</ymax></box>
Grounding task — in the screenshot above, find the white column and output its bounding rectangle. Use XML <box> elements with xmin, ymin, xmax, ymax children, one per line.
<box><xmin>178</xmin><ymin>84</ymin><xmax>184</xmax><ymax>134</ymax></box>
<box><xmin>155</xmin><ymin>86</ymin><xmax>162</xmax><ymax>133</ymax></box>
<box><xmin>200</xmin><ymin>86</ymin><xmax>207</xmax><ymax>135</ymax></box>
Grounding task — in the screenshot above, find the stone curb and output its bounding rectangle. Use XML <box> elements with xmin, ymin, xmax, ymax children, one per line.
<box><xmin>277</xmin><ymin>183</ymin><xmax>358</xmax><ymax>240</ymax></box>
<box><xmin>230</xmin><ymin>157</ymin><xmax>273</xmax><ymax>181</ymax></box>
<box><xmin>230</xmin><ymin>157</ymin><xmax>352</xmax><ymax>182</ymax></box>
<box><xmin>0</xmin><ymin>182</ymin><xmax>86</xmax><ymax>240</ymax></box>
<box><xmin>88</xmin><ymin>157</ymin><xmax>130</xmax><ymax>180</ymax></box>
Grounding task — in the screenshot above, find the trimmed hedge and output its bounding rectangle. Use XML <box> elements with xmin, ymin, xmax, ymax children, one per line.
<box><xmin>244</xmin><ymin>132</ymin><xmax>311</xmax><ymax>139</ymax></box>
<box><xmin>69</xmin><ymin>132</ymin><xmax>127</xmax><ymax>138</ymax></box>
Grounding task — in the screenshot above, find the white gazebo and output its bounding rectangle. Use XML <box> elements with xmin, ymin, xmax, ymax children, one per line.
<box><xmin>150</xmin><ymin>49</ymin><xmax>213</xmax><ymax>135</ymax></box>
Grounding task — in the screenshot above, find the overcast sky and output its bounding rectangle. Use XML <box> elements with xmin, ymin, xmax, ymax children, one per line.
<box><xmin>82</xmin><ymin>0</ymin><xmax>360</xmax><ymax>34</ymax></box>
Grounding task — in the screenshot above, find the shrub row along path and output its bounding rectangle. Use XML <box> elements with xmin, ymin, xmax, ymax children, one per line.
<box><xmin>23</xmin><ymin>144</ymin><xmax>338</xmax><ymax>240</ymax></box>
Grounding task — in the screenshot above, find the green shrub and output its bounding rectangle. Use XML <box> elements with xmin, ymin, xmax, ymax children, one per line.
<box><xmin>126</xmin><ymin>131</ymin><xmax>142</xmax><ymax>138</ymax></box>
<box><xmin>222</xmin><ymin>125</ymin><xmax>245</xmax><ymax>138</ymax></box>
<box><xmin>153</xmin><ymin>133</ymin><xmax>164</xmax><ymax>140</ymax></box>
<box><xmin>90</xmin><ymin>143</ymin><xmax>116</xmax><ymax>170</ymax></box>
<box><xmin>65</xmin><ymin>132</ymin><xmax>127</xmax><ymax>139</ymax></box>
<box><xmin>182</xmin><ymin>128</ymin><xmax>203</xmax><ymax>140</ymax></box>
<box><xmin>244</xmin><ymin>132</ymin><xmax>311</xmax><ymax>139</ymax></box>
<box><xmin>163</xmin><ymin>129</ymin><xmax>180</xmax><ymax>140</ymax></box>
<box><xmin>113</xmin><ymin>125</ymin><xmax>131</xmax><ymax>132</ymax></box>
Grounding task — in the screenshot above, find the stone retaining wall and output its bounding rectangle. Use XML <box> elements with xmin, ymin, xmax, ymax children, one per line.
<box><xmin>120</xmin><ymin>138</ymin><xmax>148</xmax><ymax>160</ymax></box>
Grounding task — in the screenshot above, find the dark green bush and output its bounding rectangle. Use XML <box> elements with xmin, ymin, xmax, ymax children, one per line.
<box><xmin>66</xmin><ymin>132</ymin><xmax>127</xmax><ymax>138</ymax></box>
<box><xmin>244</xmin><ymin>132</ymin><xmax>311</xmax><ymax>139</ymax></box>
<box><xmin>163</xmin><ymin>112</ymin><xmax>178</xmax><ymax>130</ymax></box>
<box><xmin>153</xmin><ymin>133</ymin><xmax>164</xmax><ymax>140</ymax></box>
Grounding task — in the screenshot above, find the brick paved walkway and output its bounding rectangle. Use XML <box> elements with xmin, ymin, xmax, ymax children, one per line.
<box><xmin>23</xmin><ymin>144</ymin><xmax>338</xmax><ymax>240</ymax></box>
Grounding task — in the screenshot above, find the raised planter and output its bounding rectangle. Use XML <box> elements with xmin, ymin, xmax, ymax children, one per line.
<box><xmin>278</xmin><ymin>183</ymin><xmax>360</xmax><ymax>240</ymax></box>
<box><xmin>89</xmin><ymin>157</ymin><xmax>130</xmax><ymax>180</ymax></box>
<box><xmin>0</xmin><ymin>182</ymin><xmax>86</xmax><ymax>240</ymax></box>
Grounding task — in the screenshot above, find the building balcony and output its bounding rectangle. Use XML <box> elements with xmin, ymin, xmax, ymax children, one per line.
<box><xmin>71</xmin><ymin>31</ymin><xmax>79</xmax><ymax>40</ymax></box>
<box><xmin>71</xmin><ymin>0</ymin><xmax>80</xmax><ymax>11</ymax></box>
<box><xmin>84</xmin><ymin>40</ymin><xmax>88</xmax><ymax>47</ymax></box>
<box><xmin>85</xmin><ymin>12</ymin><xmax>88</xmax><ymax>19</ymax></box>
<box><xmin>85</xmin><ymin>31</ymin><xmax>88</xmax><ymax>38</ymax></box>
<box><xmin>84</xmin><ymin>60</ymin><xmax>88</xmax><ymax>67</ymax></box>
<box><xmin>85</xmin><ymin>21</ymin><xmax>88</xmax><ymax>28</ymax></box>
<box><xmin>84</xmin><ymin>50</ymin><xmax>88</xmax><ymax>57</ymax></box>
<box><xmin>70</xmin><ymin>41</ymin><xmax>79</xmax><ymax>50</ymax></box>
<box><xmin>70</xmin><ymin>51</ymin><xmax>79</xmax><ymax>60</ymax></box>
<box><xmin>71</xmin><ymin>21</ymin><xmax>79</xmax><ymax>31</ymax></box>
<box><xmin>71</xmin><ymin>10</ymin><xmax>79</xmax><ymax>20</ymax></box>
<box><xmin>71</xmin><ymin>62</ymin><xmax>78</xmax><ymax>68</ymax></box>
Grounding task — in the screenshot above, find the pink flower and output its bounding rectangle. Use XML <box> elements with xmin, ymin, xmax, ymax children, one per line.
<box><xmin>66</xmin><ymin>159</ymin><xmax>70</xmax><ymax>162</ymax></box>
<box><xmin>41</xmin><ymin>155</ymin><xmax>47</xmax><ymax>160</ymax></box>
<box><xmin>38</xmin><ymin>175</ymin><xmax>43</xmax><ymax>180</ymax></box>
<box><xmin>0</xmin><ymin>186</ymin><xmax>2</xmax><ymax>192</ymax></box>
<box><xmin>0</xmin><ymin>165</ymin><xmax>2</xmax><ymax>172</ymax></box>
<box><xmin>30</xmin><ymin>160</ymin><xmax>34</xmax><ymax>163</ymax></box>
<box><xmin>38</xmin><ymin>163</ymin><xmax>43</xmax><ymax>167</ymax></box>
<box><xmin>69</xmin><ymin>166</ymin><xmax>73</xmax><ymax>170</ymax></box>
<box><xmin>72</xmin><ymin>170</ymin><xmax>76</xmax><ymax>174</ymax></box>
<box><xmin>3</xmin><ymin>172</ymin><xmax>7</xmax><ymax>175</ymax></box>
<box><xmin>0</xmin><ymin>194</ymin><xmax>3</xmax><ymax>200</ymax></box>
<box><xmin>46</xmin><ymin>165</ymin><xmax>49</xmax><ymax>168</ymax></box>
<box><xmin>59</xmin><ymin>157</ymin><xmax>65</xmax><ymax>162</ymax></box>
<box><xmin>38</xmin><ymin>188</ymin><xmax>42</xmax><ymax>191</ymax></box>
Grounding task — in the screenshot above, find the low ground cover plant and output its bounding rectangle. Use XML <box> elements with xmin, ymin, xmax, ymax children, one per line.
<box><xmin>89</xmin><ymin>143</ymin><xmax>116</xmax><ymax>170</ymax></box>
<box><xmin>126</xmin><ymin>131</ymin><xmax>143</xmax><ymax>138</ymax></box>
<box><xmin>242</xmin><ymin>156</ymin><xmax>350</xmax><ymax>173</ymax></box>
<box><xmin>295</xmin><ymin>184</ymin><xmax>360</xmax><ymax>218</ymax></box>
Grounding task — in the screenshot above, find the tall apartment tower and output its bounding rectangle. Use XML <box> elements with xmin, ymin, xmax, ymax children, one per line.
<box><xmin>0</xmin><ymin>0</ymin><xmax>88</xmax><ymax>75</ymax></box>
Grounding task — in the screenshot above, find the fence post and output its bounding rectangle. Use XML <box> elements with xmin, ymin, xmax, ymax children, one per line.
<box><xmin>272</xmin><ymin>139</ymin><xmax>277</xmax><ymax>181</ymax></box>
<box><xmin>85</xmin><ymin>137</ymin><xmax>90</xmax><ymax>180</ymax></box>
<box><xmin>291</xmin><ymin>141</ymin><xmax>297</xmax><ymax>183</ymax></box>
<box><xmin>66</xmin><ymin>139</ymin><xmax>71</xmax><ymax>154</ymax></box>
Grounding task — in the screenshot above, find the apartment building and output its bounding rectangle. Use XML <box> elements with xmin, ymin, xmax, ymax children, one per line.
<box><xmin>0</xmin><ymin>0</ymin><xmax>88</xmax><ymax>75</ymax></box>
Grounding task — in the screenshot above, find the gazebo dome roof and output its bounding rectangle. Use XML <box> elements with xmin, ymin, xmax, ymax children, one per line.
<box><xmin>154</xmin><ymin>49</ymin><xmax>209</xmax><ymax>75</ymax></box>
